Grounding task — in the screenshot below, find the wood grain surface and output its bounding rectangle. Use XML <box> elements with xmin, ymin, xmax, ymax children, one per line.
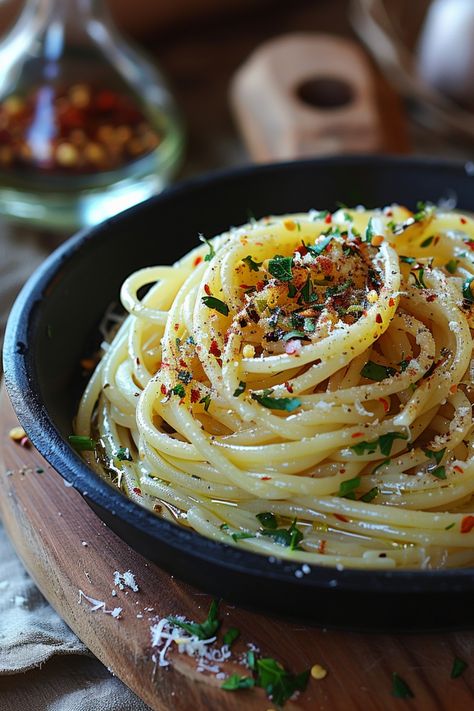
<box><xmin>1</xmin><ymin>383</ymin><xmax>474</xmax><ymax>711</ymax></box>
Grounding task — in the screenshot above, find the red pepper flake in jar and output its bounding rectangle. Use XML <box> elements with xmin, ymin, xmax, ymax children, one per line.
<box><xmin>461</xmin><ymin>515</ymin><xmax>474</xmax><ymax>533</ymax></box>
<box><xmin>0</xmin><ymin>83</ymin><xmax>162</xmax><ymax>174</ymax></box>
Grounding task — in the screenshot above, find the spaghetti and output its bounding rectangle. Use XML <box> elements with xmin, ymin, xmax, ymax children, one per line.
<box><xmin>75</xmin><ymin>205</ymin><xmax>474</xmax><ymax>569</ymax></box>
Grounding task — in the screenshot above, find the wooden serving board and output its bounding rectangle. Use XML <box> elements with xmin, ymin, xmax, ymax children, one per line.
<box><xmin>1</xmin><ymin>384</ymin><xmax>474</xmax><ymax>711</ymax></box>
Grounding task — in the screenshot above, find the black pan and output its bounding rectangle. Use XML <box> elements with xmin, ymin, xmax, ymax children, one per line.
<box><xmin>5</xmin><ymin>156</ymin><xmax>474</xmax><ymax>629</ymax></box>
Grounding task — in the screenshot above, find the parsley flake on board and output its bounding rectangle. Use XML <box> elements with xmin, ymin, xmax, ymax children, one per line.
<box><xmin>198</xmin><ymin>233</ymin><xmax>215</xmax><ymax>261</ymax></box>
<box><xmin>268</xmin><ymin>255</ymin><xmax>293</xmax><ymax>282</ymax></box>
<box><xmin>167</xmin><ymin>599</ymin><xmax>220</xmax><ymax>641</ymax></box>
<box><xmin>68</xmin><ymin>435</ymin><xmax>96</xmax><ymax>451</ymax></box>
<box><xmin>451</xmin><ymin>657</ymin><xmax>468</xmax><ymax>679</ymax></box>
<box><xmin>221</xmin><ymin>674</ymin><xmax>255</xmax><ymax>691</ymax></box>
<box><xmin>251</xmin><ymin>392</ymin><xmax>302</xmax><ymax>412</ymax></box>
<box><xmin>392</xmin><ymin>672</ymin><xmax>414</xmax><ymax>699</ymax></box>
<box><xmin>242</xmin><ymin>255</ymin><xmax>263</xmax><ymax>272</ymax></box>
<box><xmin>255</xmin><ymin>657</ymin><xmax>310</xmax><ymax>707</ymax></box>
<box><xmin>202</xmin><ymin>295</ymin><xmax>229</xmax><ymax>316</ymax></box>
<box><xmin>360</xmin><ymin>360</ymin><xmax>396</xmax><ymax>381</ymax></box>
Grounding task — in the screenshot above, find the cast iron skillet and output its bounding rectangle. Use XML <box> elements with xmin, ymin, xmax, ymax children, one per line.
<box><xmin>4</xmin><ymin>156</ymin><xmax>474</xmax><ymax>630</ymax></box>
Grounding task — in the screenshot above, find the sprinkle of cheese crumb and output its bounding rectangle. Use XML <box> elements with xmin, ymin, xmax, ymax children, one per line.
<box><xmin>242</xmin><ymin>344</ymin><xmax>255</xmax><ymax>358</ymax></box>
<box><xmin>367</xmin><ymin>290</ymin><xmax>378</xmax><ymax>303</ymax></box>
<box><xmin>311</xmin><ymin>664</ymin><xmax>327</xmax><ymax>680</ymax></box>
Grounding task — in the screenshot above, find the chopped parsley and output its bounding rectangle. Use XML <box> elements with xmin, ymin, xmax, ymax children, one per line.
<box><xmin>351</xmin><ymin>432</ymin><xmax>408</xmax><ymax>457</ymax></box>
<box><xmin>423</xmin><ymin>447</ymin><xmax>446</xmax><ymax>465</ymax></box>
<box><xmin>220</xmin><ymin>523</ymin><xmax>254</xmax><ymax>542</ymax></box>
<box><xmin>365</xmin><ymin>216</ymin><xmax>375</xmax><ymax>243</ymax></box>
<box><xmin>392</xmin><ymin>672</ymin><xmax>414</xmax><ymax>698</ymax></box>
<box><xmin>451</xmin><ymin>657</ymin><xmax>468</xmax><ymax>679</ymax></box>
<box><xmin>445</xmin><ymin>259</ymin><xmax>458</xmax><ymax>274</ymax></box>
<box><xmin>360</xmin><ymin>360</ymin><xmax>396</xmax><ymax>381</ymax></box>
<box><xmin>399</xmin><ymin>358</ymin><xmax>410</xmax><ymax>371</ymax></box>
<box><xmin>360</xmin><ymin>486</ymin><xmax>379</xmax><ymax>503</ymax></box>
<box><xmin>255</xmin><ymin>657</ymin><xmax>310</xmax><ymax>707</ymax></box>
<box><xmin>199</xmin><ymin>233</ymin><xmax>215</xmax><ymax>261</ymax></box>
<box><xmin>221</xmin><ymin>674</ymin><xmax>255</xmax><ymax>691</ymax></box>
<box><xmin>325</xmin><ymin>279</ymin><xmax>352</xmax><ymax>298</ymax></box>
<box><xmin>223</xmin><ymin>627</ymin><xmax>240</xmax><ymax>648</ymax></box>
<box><xmin>400</xmin><ymin>255</ymin><xmax>416</xmax><ymax>264</ymax></box>
<box><xmin>260</xmin><ymin>518</ymin><xmax>303</xmax><ymax>550</ymax></box>
<box><xmin>233</xmin><ymin>381</ymin><xmax>246</xmax><ymax>397</ymax></box>
<box><xmin>431</xmin><ymin>465</ymin><xmax>446</xmax><ymax>480</ymax></box>
<box><xmin>304</xmin><ymin>235</ymin><xmax>332</xmax><ymax>256</ymax></box>
<box><xmin>256</xmin><ymin>512</ymin><xmax>277</xmax><ymax>529</ymax></box>
<box><xmin>304</xmin><ymin>317</ymin><xmax>316</xmax><ymax>332</ymax></box>
<box><xmin>282</xmin><ymin>330</ymin><xmax>309</xmax><ymax>341</ymax></box>
<box><xmin>268</xmin><ymin>255</ymin><xmax>293</xmax><ymax>282</ymax></box>
<box><xmin>172</xmin><ymin>384</ymin><xmax>186</xmax><ymax>398</ymax></box>
<box><xmin>299</xmin><ymin>275</ymin><xmax>315</xmax><ymax>304</ymax></box>
<box><xmin>462</xmin><ymin>276</ymin><xmax>474</xmax><ymax>302</ymax></box>
<box><xmin>116</xmin><ymin>447</ymin><xmax>132</xmax><ymax>462</ymax></box>
<box><xmin>242</xmin><ymin>255</ymin><xmax>263</xmax><ymax>272</ymax></box>
<box><xmin>168</xmin><ymin>599</ymin><xmax>220</xmax><ymax>641</ymax></box>
<box><xmin>414</xmin><ymin>200</ymin><xmax>429</xmax><ymax>221</ymax></box>
<box><xmin>252</xmin><ymin>392</ymin><xmax>302</xmax><ymax>412</ymax></box>
<box><xmin>411</xmin><ymin>267</ymin><xmax>427</xmax><ymax>289</ymax></box>
<box><xmin>202</xmin><ymin>295</ymin><xmax>229</xmax><ymax>316</ymax></box>
<box><xmin>420</xmin><ymin>235</ymin><xmax>434</xmax><ymax>248</ymax></box>
<box><xmin>199</xmin><ymin>394</ymin><xmax>211</xmax><ymax>411</ymax></box>
<box><xmin>310</xmin><ymin>209</ymin><xmax>329</xmax><ymax>221</ymax></box>
<box><xmin>68</xmin><ymin>435</ymin><xmax>96</xmax><ymax>451</ymax></box>
<box><xmin>338</xmin><ymin>476</ymin><xmax>361</xmax><ymax>499</ymax></box>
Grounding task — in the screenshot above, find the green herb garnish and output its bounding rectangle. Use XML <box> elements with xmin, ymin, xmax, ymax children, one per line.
<box><xmin>255</xmin><ymin>657</ymin><xmax>310</xmax><ymax>707</ymax></box>
<box><xmin>268</xmin><ymin>255</ymin><xmax>293</xmax><ymax>282</ymax></box>
<box><xmin>462</xmin><ymin>276</ymin><xmax>474</xmax><ymax>302</ymax></box>
<box><xmin>172</xmin><ymin>384</ymin><xmax>186</xmax><ymax>398</ymax></box>
<box><xmin>445</xmin><ymin>259</ymin><xmax>458</xmax><ymax>274</ymax></box>
<box><xmin>223</xmin><ymin>627</ymin><xmax>240</xmax><ymax>647</ymax></box>
<box><xmin>431</xmin><ymin>465</ymin><xmax>446</xmax><ymax>479</ymax></box>
<box><xmin>199</xmin><ymin>394</ymin><xmax>211</xmax><ymax>411</ymax></box>
<box><xmin>411</xmin><ymin>267</ymin><xmax>427</xmax><ymax>289</ymax></box>
<box><xmin>304</xmin><ymin>235</ymin><xmax>332</xmax><ymax>257</ymax></box>
<box><xmin>116</xmin><ymin>447</ymin><xmax>132</xmax><ymax>462</ymax></box>
<box><xmin>282</xmin><ymin>330</ymin><xmax>309</xmax><ymax>341</ymax></box>
<box><xmin>451</xmin><ymin>657</ymin><xmax>468</xmax><ymax>679</ymax></box>
<box><xmin>242</xmin><ymin>255</ymin><xmax>263</xmax><ymax>272</ymax></box>
<box><xmin>338</xmin><ymin>476</ymin><xmax>361</xmax><ymax>498</ymax></box>
<box><xmin>221</xmin><ymin>524</ymin><xmax>255</xmax><ymax>542</ymax></box>
<box><xmin>351</xmin><ymin>432</ymin><xmax>408</xmax><ymax>457</ymax></box>
<box><xmin>199</xmin><ymin>233</ymin><xmax>215</xmax><ymax>261</ymax></box>
<box><xmin>233</xmin><ymin>381</ymin><xmax>246</xmax><ymax>397</ymax></box>
<box><xmin>445</xmin><ymin>522</ymin><xmax>455</xmax><ymax>530</ymax></box>
<box><xmin>303</xmin><ymin>317</ymin><xmax>316</xmax><ymax>332</ymax></box>
<box><xmin>261</xmin><ymin>518</ymin><xmax>303</xmax><ymax>550</ymax></box>
<box><xmin>360</xmin><ymin>487</ymin><xmax>379</xmax><ymax>503</ymax></box>
<box><xmin>399</xmin><ymin>358</ymin><xmax>410</xmax><ymax>371</ymax></box>
<box><xmin>202</xmin><ymin>295</ymin><xmax>229</xmax><ymax>316</ymax></box>
<box><xmin>68</xmin><ymin>435</ymin><xmax>96</xmax><ymax>451</ymax></box>
<box><xmin>256</xmin><ymin>512</ymin><xmax>278</xmax><ymax>529</ymax></box>
<box><xmin>400</xmin><ymin>255</ymin><xmax>416</xmax><ymax>264</ymax></box>
<box><xmin>423</xmin><ymin>447</ymin><xmax>446</xmax><ymax>465</ymax></box>
<box><xmin>252</xmin><ymin>392</ymin><xmax>302</xmax><ymax>412</ymax></box>
<box><xmin>365</xmin><ymin>217</ymin><xmax>375</xmax><ymax>243</ymax></box>
<box><xmin>360</xmin><ymin>360</ymin><xmax>396</xmax><ymax>381</ymax></box>
<box><xmin>221</xmin><ymin>674</ymin><xmax>255</xmax><ymax>691</ymax></box>
<box><xmin>299</xmin><ymin>275</ymin><xmax>314</xmax><ymax>304</ymax></box>
<box><xmin>392</xmin><ymin>672</ymin><xmax>414</xmax><ymax>698</ymax></box>
<box><xmin>168</xmin><ymin>599</ymin><xmax>220</xmax><ymax>641</ymax></box>
<box><xmin>420</xmin><ymin>235</ymin><xmax>434</xmax><ymax>248</ymax></box>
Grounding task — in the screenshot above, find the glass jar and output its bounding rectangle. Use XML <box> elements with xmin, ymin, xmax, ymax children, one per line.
<box><xmin>0</xmin><ymin>0</ymin><xmax>184</xmax><ymax>231</ymax></box>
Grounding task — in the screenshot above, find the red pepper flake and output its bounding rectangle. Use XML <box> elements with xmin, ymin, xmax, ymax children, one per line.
<box><xmin>216</xmin><ymin>358</ymin><xmax>222</xmax><ymax>367</ymax></box>
<box><xmin>450</xmin><ymin>384</ymin><xmax>458</xmax><ymax>394</ymax></box>
<box><xmin>256</xmin><ymin>280</ymin><xmax>265</xmax><ymax>292</ymax></box>
<box><xmin>318</xmin><ymin>539</ymin><xmax>327</xmax><ymax>554</ymax></box>
<box><xmin>296</xmin><ymin>243</ymin><xmax>308</xmax><ymax>257</ymax></box>
<box><xmin>160</xmin><ymin>384</ymin><xmax>167</xmax><ymax>395</ymax></box>
<box><xmin>466</xmin><ymin>241</ymin><xmax>474</xmax><ymax>250</ymax></box>
<box><xmin>388</xmin><ymin>298</ymin><xmax>395</xmax><ymax>307</ymax></box>
<box><xmin>179</xmin><ymin>359</ymin><xmax>187</xmax><ymax>368</ymax></box>
<box><xmin>255</xmin><ymin>242</ymin><xmax>263</xmax><ymax>246</ymax></box>
<box><xmin>461</xmin><ymin>515</ymin><xmax>474</xmax><ymax>533</ymax></box>
<box><xmin>193</xmin><ymin>255</ymin><xmax>203</xmax><ymax>266</ymax></box>
<box><xmin>209</xmin><ymin>340</ymin><xmax>221</xmax><ymax>358</ymax></box>
<box><xmin>426</xmin><ymin>294</ymin><xmax>437</xmax><ymax>302</ymax></box>
<box><xmin>351</xmin><ymin>432</ymin><xmax>364</xmax><ymax>438</ymax></box>
<box><xmin>284</xmin><ymin>381</ymin><xmax>294</xmax><ymax>393</ymax></box>
<box><xmin>190</xmin><ymin>388</ymin><xmax>200</xmax><ymax>403</ymax></box>
<box><xmin>239</xmin><ymin>284</ymin><xmax>252</xmax><ymax>289</ymax></box>
<box><xmin>334</xmin><ymin>513</ymin><xmax>349</xmax><ymax>523</ymax></box>
<box><xmin>434</xmin><ymin>235</ymin><xmax>440</xmax><ymax>245</ymax></box>
<box><xmin>133</xmin><ymin>487</ymin><xmax>142</xmax><ymax>496</ymax></box>
<box><xmin>204</xmin><ymin>283</ymin><xmax>211</xmax><ymax>296</ymax></box>
<box><xmin>174</xmin><ymin>323</ymin><xmax>179</xmax><ymax>331</ymax></box>
<box><xmin>460</xmin><ymin>217</ymin><xmax>467</xmax><ymax>224</ymax></box>
<box><xmin>454</xmin><ymin>465</ymin><xmax>464</xmax><ymax>474</ymax></box>
<box><xmin>375</xmin><ymin>313</ymin><xmax>383</xmax><ymax>324</ymax></box>
<box><xmin>385</xmin><ymin>210</ymin><xmax>393</xmax><ymax>217</ymax></box>
<box><xmin>261</xmin><ymin>476</ymin><xmax>272</xmax><ymax>481</ymax></box>
<box><xmin>324</xmin><ymin>213</ymin><xmax>332</xmax><ymax>224</ymax></box>
<box><xmin>379</xmin><ymin>397</ymin><xmax>389</xmax><ymax>412</ymax></box>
